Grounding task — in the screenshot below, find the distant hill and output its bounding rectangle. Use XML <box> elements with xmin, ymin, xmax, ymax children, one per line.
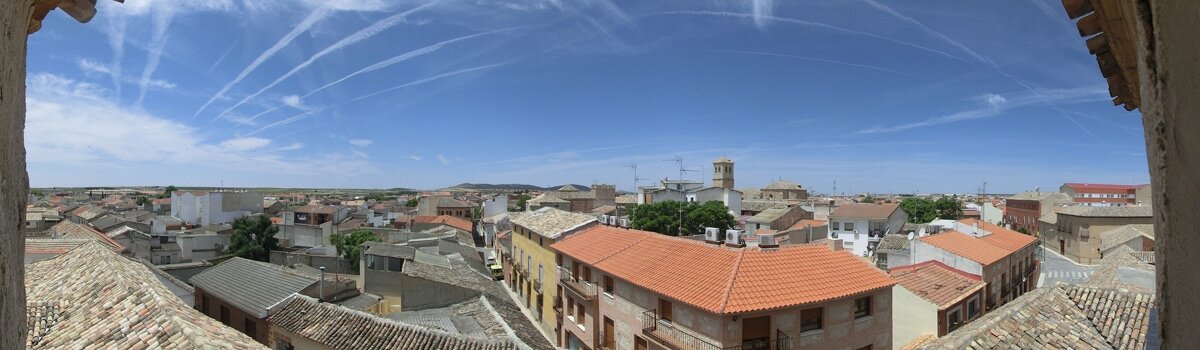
<box><xmin>438</xmin><ymin>183</ymin><xmax>547</xmax><ymax>192</ymax></box>
<box><xmin>437</xmin><ymin>183</ymin><xmax>596</xmax><ymax>192</ymax></box>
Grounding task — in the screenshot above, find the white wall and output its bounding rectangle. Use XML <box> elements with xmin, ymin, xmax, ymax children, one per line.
<box><xmin>891</xmin><ymin>285</ymin><xmax>938</xmax><ymax>349</ymax></box>
<box><xmin>910</xmin><ymin>238</ymin><xmax>983</xmax><ymax>275</ymax></box>
<box><xmin>483</xmin><ymin>196</ymin><xmax>508</xmax><ymax>218</ymax></box>
<box><xmin>830</xmin><ymin>218</ymin><xmax>871</xmax><ymax>256</ymax></box>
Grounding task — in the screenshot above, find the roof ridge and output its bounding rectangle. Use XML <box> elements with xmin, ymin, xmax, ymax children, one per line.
<box><xmin>717</xmin><ymin>249</ymin><xmax>746</xmax><ymax>313</ymax></box>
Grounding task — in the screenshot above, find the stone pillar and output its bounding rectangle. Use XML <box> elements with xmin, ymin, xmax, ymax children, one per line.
<box><xmin>1</xmin><ymin>1</ymin><xmax>34</xmax><ymax>348</ymax></box>
<box><xmin>1138</xmin><ymin>0</ymin><xmax>1200</xmax><ymax>348</ymax></box>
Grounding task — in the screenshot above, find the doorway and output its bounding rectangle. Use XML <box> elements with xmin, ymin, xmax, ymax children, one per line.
<box><xmin>603</xmin><ymin>317</ymin><xmax>615</xmax><ymax>349</ymax></box>
<box><xmin>742</xmin><ymin>316</ymin><xmax>771</xmax><ymax>350</ymax></box>
<box><xmin>1059</xmin><ymin>239</ymin><xmax>1065</xmax><ymax>254</ymax></box>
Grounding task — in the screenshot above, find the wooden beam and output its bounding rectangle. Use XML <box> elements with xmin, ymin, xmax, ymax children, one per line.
<box><xmin>1086</xmin><ymin>33</ymin><xmax>1110</xmax><ymax>54</ymax></box>
<box><xmin>1077</xmin><ymin>13</ymin><xmax>1103</xmax><ymax>37</ymax></box>
<box><xmin>1062</xmin><ymin>0</ymin><xmax>1094</xmax><ymax>19</ymax></box>
<box><xmin>1097</xmin><ymin>52</ymin><xmax>1121</xmax><ymax>77</ymax></box>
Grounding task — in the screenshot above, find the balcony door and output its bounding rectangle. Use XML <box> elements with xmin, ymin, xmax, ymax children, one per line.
<box><xmin>604</xmin><ymin>317</ymin><xmax>615</xmax><ymax>349</ymax></box>
<box><xmin>742</xmin><ymin>316</ymin><xmax>771</xmax><ymax>350</ymax></box>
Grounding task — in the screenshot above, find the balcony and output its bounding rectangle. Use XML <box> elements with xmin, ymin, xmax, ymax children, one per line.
<box><xmin>553</xmin><ymin>298</ymin><xmax>563</xmax><ymax>318</ymax></box>
<box><xmin>533</xmin><ymin>278</ymin><xmax>543</xmax><ymax>292</ymax></box>
<box><xmin>641</xmin><ymin>310</ymin><xmax>792</xmax><ymax>350</ymax></box>
<box><xmin>558</xmin><ymin>266</ymin><xmax>598</xmax><ymax>300</ymax></box>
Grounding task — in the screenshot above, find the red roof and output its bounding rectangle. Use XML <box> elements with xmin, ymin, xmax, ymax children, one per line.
<box><xmin>890</xmin><ymin>261</ymin><xmax>984</xmax><ymax>309</ymax></box>
<box><xmin>412</xmin><ymin>215</ymin><xmax>473</xmax><ymax>232</ymax></box>
<box><xmin>788</xmin><ymin>219</ymin><xmax>828</xmax><ymax>230</ymax></box>
<box><xmin>917</xmin><ymin>219</ymin><xmax>1035</xmax><ymax>265</ymax></box>
<box><xmin>552</xmin><ymin>225</ymin><xmax>895</xmax><ymax>314</ymax></box>
<box><xmin>1064</xmin><ymin>183</ymin><xmax>1141</xmax><ymax>191</ymax></box>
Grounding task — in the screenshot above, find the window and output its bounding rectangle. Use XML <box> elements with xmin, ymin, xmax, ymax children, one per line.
<box><xmin>968</xmin><ymin>296</ymin><xmax>980</xmax><ymax>319</ymax></box>
<box><xmin>275</xmin><ymin>340</ymin><xmax>295</xmax><ymax>350</ymax></box>
<box><xmin>556</xmin><ymin>253</ymin><xmax>562</xmax><ymax>266</ymax></box>
<box><xmin>219</xmin><ymin>306</ymin><xmax>230</xmax><ymax>324</ymax></box>
<box><xmin>200</xmin><ymin>294</ymin><xmax>209</xmax><ymax>313</ymax></box>
<box><xmin>538</xmin><ymin>265</ymin><xmax>544</xmax><ymax>287</ymax></box>
<box><xmin>387</xmin><ymin>256</ymin><xmax>403</xmax><ymax>272</ymax></box>
<box><xmin>366</xmin><ymin>255</ymin><xmax>377</xmax><ymax>270</ymax></box>
<box><xmin>576</xmin><ymin>304</ymin><xmax>586</xmax><ymax>326</ymax></box>
<box><xmin>539</xmin><ymin>237</ymin><xmax>544</xmax><ymax>246</ymax></box>
<box><xmin>604</xmin><ymin>276</ymin><xmax>614</xmax><ymax>295</ymax></box>
<box><xmin>800</xmin><ymin>307</ymin><xmax>823</xmax><ymax>332</ymax></box>
<box><xmin>831</xmin><ymin>222</ymin><xmax>840</xmax><ymax>230</ymax></box>
<box><xmin>854</xmin><ymin>296</ymin><xmax>872</xmax><ymax>318</ymax></box>
<box><xmin>160</xmin><ymin>255</ymin><xmax>171</xmax><ymax>265</ymax></box>
<box><xmin>845</xmin><ymin>222</ymin><xmax>855</xmax><ymax>231</ymax></box>
<box><xmin>567</xmin><ymin>297</ymin><xmax>575</xmax><ymax>321</ymax></box>
<box><xmin>583</xmin><ymin>266</ymin><xmax>592</xmax><ymax>282</ymax></box>
<box><xmin>948</xmin><ymin>309</ymin><xmax>963</xmax><ymax>332</ymax></box>
<box><xmin>658</xmin><ymin>298</ymin><xmax>673</xmax><ymax>322</ymax></box>
<box><xmin>244</xmin><ymin>318</ymin><xmax>257</xmax><ymax>337</ymax></box>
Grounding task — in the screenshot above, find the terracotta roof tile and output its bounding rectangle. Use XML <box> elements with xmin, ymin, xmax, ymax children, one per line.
<box><xmin>890</xmin><ymin>261</ymin><xmax>984</xmax><ymax>309</ymax></box>
<box><xmin>412</xmin><ymin>215</ymin><xmax>474</xmax><ymax>232</ymax></box>
<box><xmin>46</xmin><ymin>220</ymin><xmax>125</xmax><ymax>253</ymax></box>
<box><xmin>917</xmin><ymin>231</ymin><xmax>1010</xmax><ymax>265</ymax></box>
<box><xmin>788</xmin><ymin>219</ymin><xmax>827</xmax><ymax>230</ymax></box>
<box><xmin>962</xmin><ymin>219</ymin><xmax>1038</xmax><ymax>252</ymax></box>
<box><xmin>830</xmin><ymin>203</ymin><xmax>901</xmax><ymax>220</ymax></box>
<box><xmin>25</xmin><ymin>242</ymin><xmax>263</xmax><ymax>349</ymax></box>
<box><xmin>270</xmin><ymin>295</ymin><xmax>519</xmax><ymax>350</ymax></box>
<box><xmin>1063</xmin><ymin>183</ymin><xmax>1141</xmax><ymax>191</ymax></box>
<box><xmin>552</xmin><ymin>225</ymin><xmax>895</xmax><ymax>314</ymax></box>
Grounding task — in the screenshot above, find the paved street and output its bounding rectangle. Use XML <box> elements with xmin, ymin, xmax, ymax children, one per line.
<box><xmin>1038</xmin><ymin>246</ymin><xmax>1096</xmax><ymax>287</ymax></box>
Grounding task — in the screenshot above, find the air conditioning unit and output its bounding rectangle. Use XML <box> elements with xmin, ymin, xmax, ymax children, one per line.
<box><xmin>600</xmin><ymin>215</ymin><xmax>611</xmax><ymax>225</ymax></box>
<box><xmin>725</xmin><ymin>229</ymin><xmax>744</xmax><ymax>247</ymax></box>
<box><xmin>758</xmin><ymin>235</ymin><xmax>777</xmax><ymax>248</ymax></box>
<box><xmin>607</xmin><ymin>215</ymin><xmax>618</xmax><ymax>226</ymax></box>
<box><xmin>704</xmin><ymin>227</ymin><xmax>720</xmax><ymax>243</ymax></box>
<box><xmin>618</xmin><ymin>218</ymin><xmax>629</xmax><ymax>228</ymax></box>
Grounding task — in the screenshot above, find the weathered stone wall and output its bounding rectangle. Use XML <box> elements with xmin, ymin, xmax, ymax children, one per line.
<box><xmin>1</xmin><ymin>2</ymin><xmax>34</xmax><ymax>348</ymax></box>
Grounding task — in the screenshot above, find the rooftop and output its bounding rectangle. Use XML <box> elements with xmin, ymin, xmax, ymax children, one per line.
<box><xmin>46</xmin><ymin>220</ymin><xmax>125</xmax><ymax>253</ymax></box>
<box><xmin>830</xmin><ymin>203</ymin><xmax>901</xmax><ymax>220</ymax></box>
<box><xmin>189</xmin><ymin>257</ymin><xmax>319</xmax><ymax>318</ymax></box>
<box><xmin>412</xmin><ymin>214</ymin><xmax>474</xmax><ymax>232</ymax></box>
<box><xmin>890</xmin><ymin>261</ymin><xmax>984</xmax><ymax>309</ymax></box>
<box><xmin>1063</xmin><ymin>183</ymin><xmax>1144</xmax><ymax>191</ymax></box>
<box><xmin>270</xmin><ymin>295</ymin><xmax>519</xmax><ymax>350</ymax></box>
<box><xmin>875</xmin><ymin>234</ymin><xmax>911</xmax><ymax>252</ymax></box>
<box><xmin>746</xmin><ymin>207</ymin><xmax>793</xmax><ymax>223</ymax></box>
<box><xmin>787</xmin><ymin>219</ymin><xmax>827</xmax><ymax>231</ymax></box>
<box><xmin>25</xmin><ymin>242</ymin><xmax>263</xmax><ymax>349</ymax></box>
<box><xmin>510</xmin><ymin>207</ymin><xmax>597</xmax><ymax>239</ymax></box>
<box><xmin>552</xmin><ymin>225</ymin><xmax>895</xmax><ymax>314</ymax></box>
<box><xmin>916</xmin><ymin>219</ymin><xmax>1036</xmax><ymax>265</ymax></box>
<box><xmin>1098</xmin><ymin>224</ymin><xmax>1155</xmax><ymax>252</ymax></box>
<box><xmin>1058</xmin><ymin>205</ymin><xmax>1153</xmax><ymax>218</ymax></box>
<box><xmin>1007</xmin><ymin>191</ymin><xmax>1071</xmax><ymax>201</ymax></box>
<box><xmin>919</xmin><ymin>285</ymin><xmax>1155</xmax><ymax>350</ymax></box>
<box><xmin>763</xmin><ymin>179</ymin><xmax>804</xmax><ymax>190</ymax></box>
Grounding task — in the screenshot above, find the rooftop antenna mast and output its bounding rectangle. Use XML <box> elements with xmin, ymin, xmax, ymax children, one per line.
<box><xmin>663</xmin><ymin>155</ymin><xmax>697</xmax><ymax>181</ymax></box>
<box><xmin>625</xmin><ymin>164</ymin><xmax>649</xmax><ymax>192</ymax></box>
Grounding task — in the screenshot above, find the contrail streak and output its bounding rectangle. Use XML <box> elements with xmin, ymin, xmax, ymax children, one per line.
<box><xmin>647</xmin><ymin>11</ymin><xmax>972</xmax><ymax>64</ymax></box>
<box><xmin>710</xmin><ymin>50</ymin><xmax>915</xmax><ymax>76</ymax></box>
<box><xmin>136</xmin><ymin>5</ymin><xmax>175</xmax><ymax>106</ymax></box>
<box><xmin>192</xmin><ymin>5</ymin><xmax>333</xmax><ymax>118</ymax></box>
<box><xmin>861</xmin><ymin>0</ymin><xmax>995</xmax><ymax>67</ymax></box>
<box><xmin>351</xmin><ymin>62</ymin><xmax>511</xmax><ymax>102</ymax></box>
<box><xmin>302</xmin><ymin>27</ymin><xmax>520</xmax><ymax>99</ymax></box>
<box><xmin>213</xmin><ymin>1</ymin><xmax>442</xmax><ymax>121</ymax></box>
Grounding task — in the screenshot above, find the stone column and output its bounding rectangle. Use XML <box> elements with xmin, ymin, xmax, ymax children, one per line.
<box><xmin>1138</xmin><ymin>0</ymin><xmax>1200</xmax><ymax>349</ymax></box>
<box><xmin>1</xmin><ymin>1</ymin><xmax>34</xmax><ymax>349</ymax></box>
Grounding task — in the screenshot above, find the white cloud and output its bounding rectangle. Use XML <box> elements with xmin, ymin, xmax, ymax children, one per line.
<box><xmin>281</xmin><ymin>95</ymin><xmax>310</xmax><ymax>110</ymax></box>
<box><xmin>220</xmin><ymin>137</ymin><xmax>272</xmax><ymax>151</ymax></box>
<box><xmin>985</xmin><ymin>93</ymin><xmax>1007</xmax><ymax>108</ymax></box>
<box><xmin>437</xmin><ymin>154</ymin><xmax>451</xmax><ymax>165</ymax></box>
<box><xmin>278</xmin><ymin>142</ymin><xmax>305</xmax><ymax>151</ymax></box>
<box><xmin>78</xmin><ymin>58</ymin><xmax>176</xmax><ymax>90</ymax></box>
<box><xmin>751</xmin><ymin>0</ymin><xmax>773</xmax><ymax>31</ymax></box>
<box><xmin>349</xmin><ymin>139</ymin><xmax>373</xmax><ymax>147</ymax></box>
<box><xmin>24</xmin><ymin>73</ymin><xmax>377</xmax><ymax>177</ymax></box>
<box><xmin>408</xmin><ymin>155</ymin><xmax>423</xmax><ymax>161</ymax></box>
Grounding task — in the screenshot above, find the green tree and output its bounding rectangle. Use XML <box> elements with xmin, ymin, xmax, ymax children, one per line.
<box><xmin>30</xmin><ymin>189</ymin><xmax>44</xmax><ymax>197</ymax></box>
<box><xmin>513</xmin><ymin>194</ymin><xmax>531</xmax><ymax>211</ymax></box>
<box><xmin>900</xmin><ymin>198</ymin><xmax>937</xmax><ymax>223</ymax></box>
<box><xmin>164</xmin><ymin>185</ymin><xmax>178</xmax><ymax>194</ymax></box>
<box><xmin>934</xmin><ymin>197</ymin><xmax>963</xmax><ymax>220</ymax></box>
<box><xmin>405</xmin><ymin>197</ymin><xmax>419</xmax><ymax>207</ymax></box>
<box><xmin>860</xmin><ymin>196</ymin><xmax>875</xmax><ymax>203</ymax></box>
<box><xmin>227</xmin><ymin>216</ymin><xmax>279</xmax><ymax>261</ymax></box>
<box><xmin>135</xmin><ymin>196</ymin><xmax>150</xmax><ymax>206</ymax></box>
<box><xmin>365</xmin><ymin>192</ymin><xmax>393</xmax><ymax>201</ymax></box>
<box><xmin>630</xmin><ymin>201</ymin><xmax>737</xmax><ymax>237</ymax></box>
<box><xmin>331</xmin><ymin>229</ymin><xmax>381</xmax><ymax>270</ymax></box>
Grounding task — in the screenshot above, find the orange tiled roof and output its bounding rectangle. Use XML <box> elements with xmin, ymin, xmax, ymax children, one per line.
<box><xmin>47</xmin><ymin>221</ymin><xmax>126</xmax><ymax>253</ymax></box>
<box><xmin>788</xmin><ymin>219</ymin><xmax>827</xmax><ymax>230</ymax></box>
<box><xmin>552</xmin><ymin>225</ymin><xmax>894</xmax><ymax>314</ymax></box>
<box><xmin>412</xmin><ymin>215</ymin><xmax>473</xmax><ymax>232</ymax></box>
<box><xmin>890</xmin><ymin>260</ymin><xmax>984</xmax><ymax>309</ymax></box>
<box><xmin>958</xmin><ymin>219</ymin><xmax>1037</xmax><ymax>252</ymax></box>
<box><xmin>917</xmin><ymin>231</ymin><xmax>1009</xmax><ymax>265</ymax></box>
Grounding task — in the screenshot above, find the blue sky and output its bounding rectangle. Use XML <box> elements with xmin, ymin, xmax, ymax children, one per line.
<box><xmin>25</xmin><ymin>0</ymin><xmax>1149</xmax><ymax>193</ymax></box>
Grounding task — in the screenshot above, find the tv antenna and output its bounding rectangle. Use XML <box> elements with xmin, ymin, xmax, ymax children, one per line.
<box><xmin>663</xmin><ymin>155</ymin><xmax>697</xmax><ymax>181</ymax></box>
<box><xmin>625</xmin><ymin>163</ymin><xmax>649</xmax><ymax>192</ymax></box>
